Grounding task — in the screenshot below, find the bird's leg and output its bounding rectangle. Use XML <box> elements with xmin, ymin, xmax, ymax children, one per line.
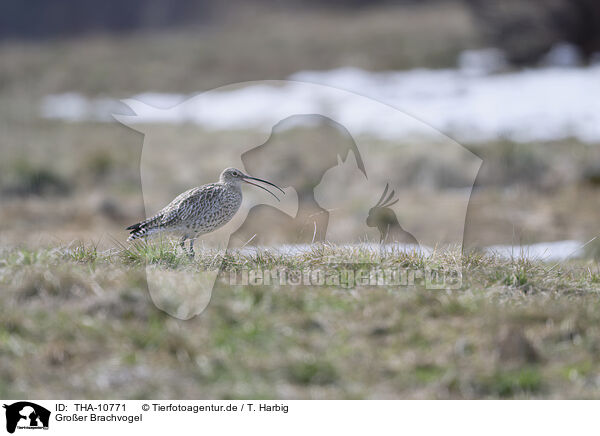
<box><xmin>179</xmin><ymin>235</ymin><xmax>188</xmax><ymax>253</ymax></box>
<box><xmin>188</xmin><ymin>238</ymin><xmax>195</xmax><ymax>259</ymax></box>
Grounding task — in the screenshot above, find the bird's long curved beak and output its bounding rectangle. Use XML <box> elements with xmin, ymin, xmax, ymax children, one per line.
<box><xmin>242</xmin><ymin>175</ymin><xmax>285</xmax><ymax>202</ymax></box>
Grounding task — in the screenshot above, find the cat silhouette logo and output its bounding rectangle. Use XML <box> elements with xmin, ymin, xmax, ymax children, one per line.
<box><xmin>3</xmin><ymin>402</ymin><xmax>50</xmax><ymax>433</ymax></box>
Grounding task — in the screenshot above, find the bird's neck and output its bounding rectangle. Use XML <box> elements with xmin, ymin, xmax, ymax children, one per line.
<box><xmin>221</xmin><ymin>180</ymin><xmax>241</xmax><ymax>192</ymax></box>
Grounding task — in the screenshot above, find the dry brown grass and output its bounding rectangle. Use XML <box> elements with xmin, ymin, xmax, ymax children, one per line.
<box><xmin>1</xmin><ymin>2</ymin><xmax>599</xmax><ymax>400</ymax></box>
<box><xmin>1</xmin><ymin>120</ymin><xmax>599</xmax><ymax>250</ymax></box>
<box><xmin>0</xmin><ymin>3</ymin><xmax>477</xmax><ymax>100</ymax></box>
<box><xmin>2</xmin><ymin>244</ymin><xmax>600</xmax><ymax>399</ymax></box>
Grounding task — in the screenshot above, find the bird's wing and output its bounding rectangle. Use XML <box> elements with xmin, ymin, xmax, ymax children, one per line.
<box><xmin>159</xmin><ymin>184</ymin><xmax>224</xmax><ymax>227</ymax></box>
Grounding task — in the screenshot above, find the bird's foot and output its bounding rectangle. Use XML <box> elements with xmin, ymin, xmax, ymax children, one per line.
<box><xmin>187</xmin><ymin>239</ymin><xmax>195</xmax><ymax>260</ymax></box>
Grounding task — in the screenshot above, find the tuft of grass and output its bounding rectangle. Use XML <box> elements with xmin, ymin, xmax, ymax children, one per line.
<box><xmin>502</xmin><ymin>266</ymin><xmax>530</xmax><ymax>289</ymax></box>
<box><xmin>287</xmin><ymin>360</ymin><xmax>338</xmax><ymax>386</ymax></box>
<box><xmin>413</xmin><ymin>364</ymin><xmax>445</xmax><ymax>383</ymax></box>
<box><xmin>117</xmin><ymin>239</ymin><xmax>191</xmax><ymax>268</ymax></box>
<box><xmin>479</xmin><ymin>368</ymin><xmax>543</xmax><ymax>398</ymax></box>
<box><xmin>62</xmin><ymin>242</ymin><xmax>100</xmax><ymax>264</ymax></box>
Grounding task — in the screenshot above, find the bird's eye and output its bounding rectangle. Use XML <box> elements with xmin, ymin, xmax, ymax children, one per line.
<box><xmin>232</xmin><ymin>171</ymin><xmax>238</xmax><ymax>176</ymax></box>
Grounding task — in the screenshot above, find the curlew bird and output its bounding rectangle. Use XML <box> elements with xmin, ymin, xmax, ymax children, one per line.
<box><xmin>126</xmin><ymin>167</ymin><xmax>284</xmax><ymax>256</ymax></box>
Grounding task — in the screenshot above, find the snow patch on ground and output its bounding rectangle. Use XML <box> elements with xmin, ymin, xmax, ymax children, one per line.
<box><xmin>486</xmin><ymin>240</ymin><xmax>584</xmax><ymax>262</ymax></box>
<box><xmin>41</xmin><ymin>65</ymin><xmax>600</xmax><ymax>143</ymax></box>
<box><xmin>237</xmin><ymin>240</ymin><xmax>585</xmax><ymax>262</ymax></box>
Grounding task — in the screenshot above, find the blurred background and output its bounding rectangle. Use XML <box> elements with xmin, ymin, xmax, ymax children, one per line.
<box><xmin>1</xmin><ymin>0</ymin><xmax>600</xmax><ymax>254</ymax></box>
<box><xmin>3</xmin><ymin>0</ymin><xmax>600</xmax><ymax>401</ymax></box>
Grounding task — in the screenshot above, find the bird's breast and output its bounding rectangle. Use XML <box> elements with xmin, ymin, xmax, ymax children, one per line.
<box><xmin>189</xmin><ymin>188</ymin><xmax>242</xmax><ymax>233</ymax></box>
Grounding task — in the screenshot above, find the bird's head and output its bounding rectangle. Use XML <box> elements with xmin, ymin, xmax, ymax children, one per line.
<box><xmin>219</xmin><ymin>167</ymin><xmax>285</xmax><ymax>201</ymax></box>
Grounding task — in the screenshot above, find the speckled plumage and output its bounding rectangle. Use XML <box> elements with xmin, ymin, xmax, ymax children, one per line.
<box><xmin>126</xmin><ymin>167</ymin><xmax>282</xmax><ymax>255</ymax></box>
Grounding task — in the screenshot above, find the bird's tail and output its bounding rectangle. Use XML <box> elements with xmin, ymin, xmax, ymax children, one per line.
<box><xmin>126</xmin><ymin>216</ymin><xmax>161</xmax><ymax>241</ymax></box>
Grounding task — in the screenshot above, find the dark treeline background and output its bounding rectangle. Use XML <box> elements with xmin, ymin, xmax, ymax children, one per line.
<box><xmin>0</xmin><ymin>0</ymin><xmax>424</xmax><ymax>39</ymax></box>
<box><xmin>1</xmin><ymin>0</ymin><xmax>599</xmax><ymax>65</ymax></box>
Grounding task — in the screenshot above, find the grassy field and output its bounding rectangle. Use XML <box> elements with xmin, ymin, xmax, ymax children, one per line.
<box><xmin>2</xmin><ymin>118</ymin><xmax>599</xmax><ymax>249</ymax></box>
<box><xmin>0</xmin><ymin>3</ymin><xmax>477</xmax><ymax>100</ymax></box>
<box><xmin>2</xmin><ymin>119</ymin><xmax>600</xmax><ymax>400</ymax></box>
<box><xmin>2</xmin><ymin>1</ymin><xmax>600</xmax><ymax>400</ymax></box>
<box><xmin>2</xmin><ymin>243</ymin><xmax>600</xmax><ymax>399</ymax></box>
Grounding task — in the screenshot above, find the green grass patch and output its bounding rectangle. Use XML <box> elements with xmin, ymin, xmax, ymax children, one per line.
<box><xmin>479</xmin><ymin>368</ymin><xmax>543</xmax><ymax>398</ymax></box>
